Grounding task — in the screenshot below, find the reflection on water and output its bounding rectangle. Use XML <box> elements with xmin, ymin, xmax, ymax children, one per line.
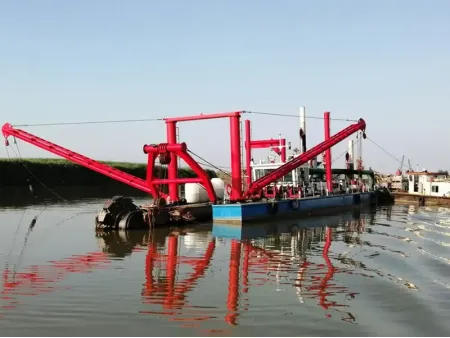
<box><xmin>1</xmin><ymin>202</ymin><xmax>450</xmax><ymax>336</ymax></box>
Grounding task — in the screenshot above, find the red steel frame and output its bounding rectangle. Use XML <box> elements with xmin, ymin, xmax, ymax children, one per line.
<box><xmin>244</xmin><ymin>119</ymin><xmax>286</xmax><ymax>188</ymax></box>
<box><xmin>164</xmin><ymin>111</ymin><xmax>243</xmax><ymax>201</ymax></box>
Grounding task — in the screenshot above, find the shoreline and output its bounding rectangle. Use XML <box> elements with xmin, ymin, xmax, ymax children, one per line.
<box><xmin>0</xmin><ymin>158</ymin><xmax>217</xmax><ymax>203</ymax></box>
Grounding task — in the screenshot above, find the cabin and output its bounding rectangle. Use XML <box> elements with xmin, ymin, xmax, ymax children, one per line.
<box><xmin>407</xmin><ymin>171</ymin><xmax>450</xmax><ymax>197</ymax></box>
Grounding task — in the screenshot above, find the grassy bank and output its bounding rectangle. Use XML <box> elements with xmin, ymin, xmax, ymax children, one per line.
<box><xmin>0</xmin><ymin>158</ymin><xmax>217</xmax><ymax>188</ymax></box>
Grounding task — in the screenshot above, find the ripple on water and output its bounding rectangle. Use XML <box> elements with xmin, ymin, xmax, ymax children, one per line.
<box><xmin>1</xmin><ymin>202</ymin><xmax>450</xmax><ymax>336</ymax></box>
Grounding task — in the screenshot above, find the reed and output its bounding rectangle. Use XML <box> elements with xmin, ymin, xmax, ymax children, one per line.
<box><xmin>0</xmin><ymin>158</ymin><xmax>217</xmax><ymax>188</ymax></box>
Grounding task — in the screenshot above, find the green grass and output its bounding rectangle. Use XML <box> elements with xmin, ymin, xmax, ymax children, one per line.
<box><xmin>0</xmin><ymin>157</ymin><xmax>217</xmax><ymax>187</ymax></box>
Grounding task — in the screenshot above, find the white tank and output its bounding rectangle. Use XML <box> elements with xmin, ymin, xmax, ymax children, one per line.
<box><xmin>184</xmin><ymin>183</ymin><xmax>209</xmax><ymax>203</ymax></box>
<box><xmin>184</xmin><ymin>178</ymin><xmax>226</xmax><ymax>203</ymax></box>
<box><xmin>211</xmin><ymin>178</ymin><xmax>225</xmax><ymax>200</ymax></box>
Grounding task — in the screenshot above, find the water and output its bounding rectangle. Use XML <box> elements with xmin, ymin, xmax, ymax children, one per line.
<box><xmin>1</xmin><ymin>198</ymin><xmax>450</xmax><ymax>336</ymax></box>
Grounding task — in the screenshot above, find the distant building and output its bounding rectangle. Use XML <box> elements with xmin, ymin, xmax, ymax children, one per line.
<box><xmin>407</xmin><ymin>171</ymin><xmax>450</xmax><ymax>197</ymax></box>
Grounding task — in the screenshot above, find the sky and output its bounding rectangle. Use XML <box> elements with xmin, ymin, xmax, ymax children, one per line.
<box><xmin>1</xmin><ymin>0</ymin><xmax>449</xmax><ymax>174</ymax></box>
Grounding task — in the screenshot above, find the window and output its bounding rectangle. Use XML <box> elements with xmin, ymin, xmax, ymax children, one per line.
<box><xmin>432</xmin><ymin>185</ymin><xmax>439</xmax><ymax>193</ymax></box>
<box><xmin>409</xmin><ymin>175</ymin><xmax>413</xmax><ymax>182</ymax></box>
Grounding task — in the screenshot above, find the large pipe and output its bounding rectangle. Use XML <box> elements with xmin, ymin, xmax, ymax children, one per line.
<box><xmin>245</xmin><ymin>120</ymin><xmax>252</xmax><ymax>188</ymax></box>
<box><xmin>166</xmin><ymin>122</ymin><xmax>178</xmax><ymax>201</ymax></box>
<box><xmin>324</xmin><ymin>112</ymin><xmax>333</xmax><ymax>194</ymax></box>
<box><xmin>348</xmin><ymin>139</ymin><xmax>354</xmax><ymax>167</ymax></box>
<box><xmin>230</xmin><ymin>115</ymin><xmax>243</xmax><ymax>200</ymax></box>
<box><xmin>299</xmin><ymin>106</ymin><xmax>306</xmax><ymax>154</ymax></box>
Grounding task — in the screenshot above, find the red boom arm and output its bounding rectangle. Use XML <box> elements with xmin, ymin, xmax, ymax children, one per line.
<box><xmin>2</xmin><ymin>123</ymin><xmax>218</xmax><ymax>202</ymax></box>
<box><xmin>245</xmin><ymin>118</ymin><xmax>366</xmax><ymax>197</ymax></box>
<box><xmin>1</xmin><ymin>123</ymin><xmax>161</xmax><ymax>197</ymax></box>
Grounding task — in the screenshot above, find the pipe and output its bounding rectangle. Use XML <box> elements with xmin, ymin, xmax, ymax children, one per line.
<box><xmin>245</xmin><ymin>120</ymin><xmax>252</xmax><ymax>188</ymax></box>
<box><xmin>299</xmin><ymin>106</ymin><xmax>306</xmax><ymax>154</ymax></box>
<box><xmin>152</xmin><ymin>178</ymin><xmax>203</xmax><ymax>184</ymax></box>
<box><xmin>164</xmin><ymin>111</ymin><xmax>242</xmax><ymax>123</ymax></box>
<box><xmin>348</xmin><ymin>139</ymin><xmax>354</xmax><ymax>169</ymax></box>
<box><xmin>166</xmin><ymin>121</ymin><xmax>179</xmax><ymax>201</ymax></box>
<box><xmin>230</xmin><ymin>115</ymin><xmax>242</xmax><ymax>200</ymax></box>
<box><xmin>143</xmin><ymin>143</ymin><xmax>187</xmax><ymax>153</ymax></box>
<box><xmin>324</xmin><ymin>112</ymin><xmax>332</xmax><ymax>194</ymax></box>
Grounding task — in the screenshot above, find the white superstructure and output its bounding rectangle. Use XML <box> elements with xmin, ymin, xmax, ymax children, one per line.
<box><xmin>407</xmin><ymin>171</ymin><xmax>450</xmax><ymax>197</ymax></box>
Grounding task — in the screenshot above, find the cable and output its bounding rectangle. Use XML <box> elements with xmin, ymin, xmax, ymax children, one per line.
<box><xmin>187</xmin><ymin>150</ymin><xmax>232</xmax><ymax>178</ymax></box>
<box><xmin>366</xmin><ymin>137</ymin><xmax>409</xmax><ymax>170</ymax></box>
<box><xmin>244</xmin><ymin>111</ymin><xmax>358</xmax><ymax>122</ymax></box>
<box><xmin>12</xmin><ymin>117</ymin><xmax>165</xmax><ymax>128</ymax></box>
<box><xmin>11</xmin><ymin>111</ymin><xmax>358</xmax><ymax>128</ymax></box>
<box><xmin>330</xmin><ymin>135</ymin><xmax>362</xmax><ymax>165</ymax></box>
<box><xmin>197</xmin><ymin>161</ymin><xmax>230</xmax><ymax>170</ymax></box>
<box><xmin>8</xmin><ymin>145</ymin><xmax>68</xmax><ymax>202</ymax></box>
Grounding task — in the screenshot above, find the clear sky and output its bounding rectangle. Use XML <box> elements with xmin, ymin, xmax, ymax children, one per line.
<box><xmin>1</xmin><ymin>0</ymin><xmax>449</xmax><ymax>173</ymax></box>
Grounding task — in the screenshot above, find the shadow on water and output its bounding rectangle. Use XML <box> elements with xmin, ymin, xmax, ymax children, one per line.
<box><xmin>1</xmin><ymin>201</ymin><xmax>450</xmax><ymax>336</ymax></box>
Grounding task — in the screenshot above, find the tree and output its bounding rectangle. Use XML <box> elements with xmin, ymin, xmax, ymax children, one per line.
<box><xmin>438</xmin><ymin>169</ymin><xmax>449</xmax><ymax>176</ymax></box>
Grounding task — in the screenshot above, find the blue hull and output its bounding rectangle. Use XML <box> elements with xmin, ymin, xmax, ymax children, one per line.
<box><xmin>212</xmin><ymin>206</ymin><xmax>370</xmax><ymax>240</ymax></box>
<box><xmin>212</xmin><ymin>192</ymin><xmax>376</xmax><ymax>225</ymax></box>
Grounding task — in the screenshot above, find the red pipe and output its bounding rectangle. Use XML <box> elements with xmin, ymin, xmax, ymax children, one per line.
<box><xmin>230</xmin><ymin>115</ymin><xmax>242</xmax><ymax>200</ymax></box>
<box><xmin>152</xmin><ymin>178</ymin><xmax>202</xmax><ymax>184</ymax></box>
<box><xmin>164</xmin><ymin>111</ymin><xmax>242</xmax><ymax>123</ymax></box>
<box><xmin>143</xmin><ymin>143</ymin><xmax>186</xmax><ymax>153</ymax></box>
<box><xmin>248</xmin><ymin>139</ymin><xmax>286</xmax><ymax>162</ymax></box>
<box><xmin>245</xmin><ymin>118</ymin><xmax>366</xmax><ymax>196</ymax></box>
<box><xmin>245</xmin><ymin>120</ymin><xmax>252</xmax><ymax>188</ymax></box>
<box><xmin>166</xmin><ymin>121</ymin><xmax>179</xmax><ymax>201</ymax></box>
<box><xmin>249</xmin><ymin>139</ymin><xmax>281</xmax><ymax>147</ymax></box>
<box><xmin>225</xmin><ymin>240</ymin><xmax>241</xmax><ymax>325</ymax></box>
<box><xmin>324</xmin><ymin>112</ymin><xmax>332</xmax><ymax>194</ymax></box>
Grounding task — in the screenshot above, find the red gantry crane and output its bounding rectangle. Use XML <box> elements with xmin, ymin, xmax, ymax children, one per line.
<box><xmin>2</xmin><ymin>111</ymin><xmax>366</xmax><ymax>204</ymax></box>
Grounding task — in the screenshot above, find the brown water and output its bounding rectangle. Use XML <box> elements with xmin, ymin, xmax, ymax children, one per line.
<box><xmin>1</xmin><ymin>198</ymin><xmax>450</xmax><ymax>336</ymax></box>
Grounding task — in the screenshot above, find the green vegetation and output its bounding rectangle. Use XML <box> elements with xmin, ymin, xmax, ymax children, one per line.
<box><xmin>0</xmin><ymin>158</ymin><xmax>217</xmax><ymax>188</ymax></box>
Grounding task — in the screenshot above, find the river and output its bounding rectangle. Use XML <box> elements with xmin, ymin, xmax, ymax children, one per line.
<box><xmin>0</xmin><ymin>197</ymin><xmax>449</xmax><ymax>336</ymax></box>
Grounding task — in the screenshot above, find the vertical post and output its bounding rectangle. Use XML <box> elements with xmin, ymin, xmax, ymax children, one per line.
<box><xmin>244</xmin><ymin>120</ymin><xmax>252</xmax><ymax>189</ymax></box>
<box><xmin>280</xmin><ymin>139</ymin><xmax>286</xmax><ymax>163</ymax></box>
<box><xmin>166</xmin><ymin>121</ymin><xmax>178</xmax><ymax>201</ymax></box>
<box><xmin>324</xmin><ymin>112</ymin><xmax>333</xmax><ymax>194</ymax></box>
<box><xmin>230</xmin><ymin>115</ymin><xmax>243</xmax><ymax>200</ymax></box>
<box><xmin>299</xmin><ymin>106</ymin><xmax>306</xmax><ymax>154</ymax></box>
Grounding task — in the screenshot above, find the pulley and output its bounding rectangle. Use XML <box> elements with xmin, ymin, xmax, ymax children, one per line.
<box><xmin>159</xmin><ymin>153</ymin><xmax>171</xmax><ymax>165</ymax></box>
